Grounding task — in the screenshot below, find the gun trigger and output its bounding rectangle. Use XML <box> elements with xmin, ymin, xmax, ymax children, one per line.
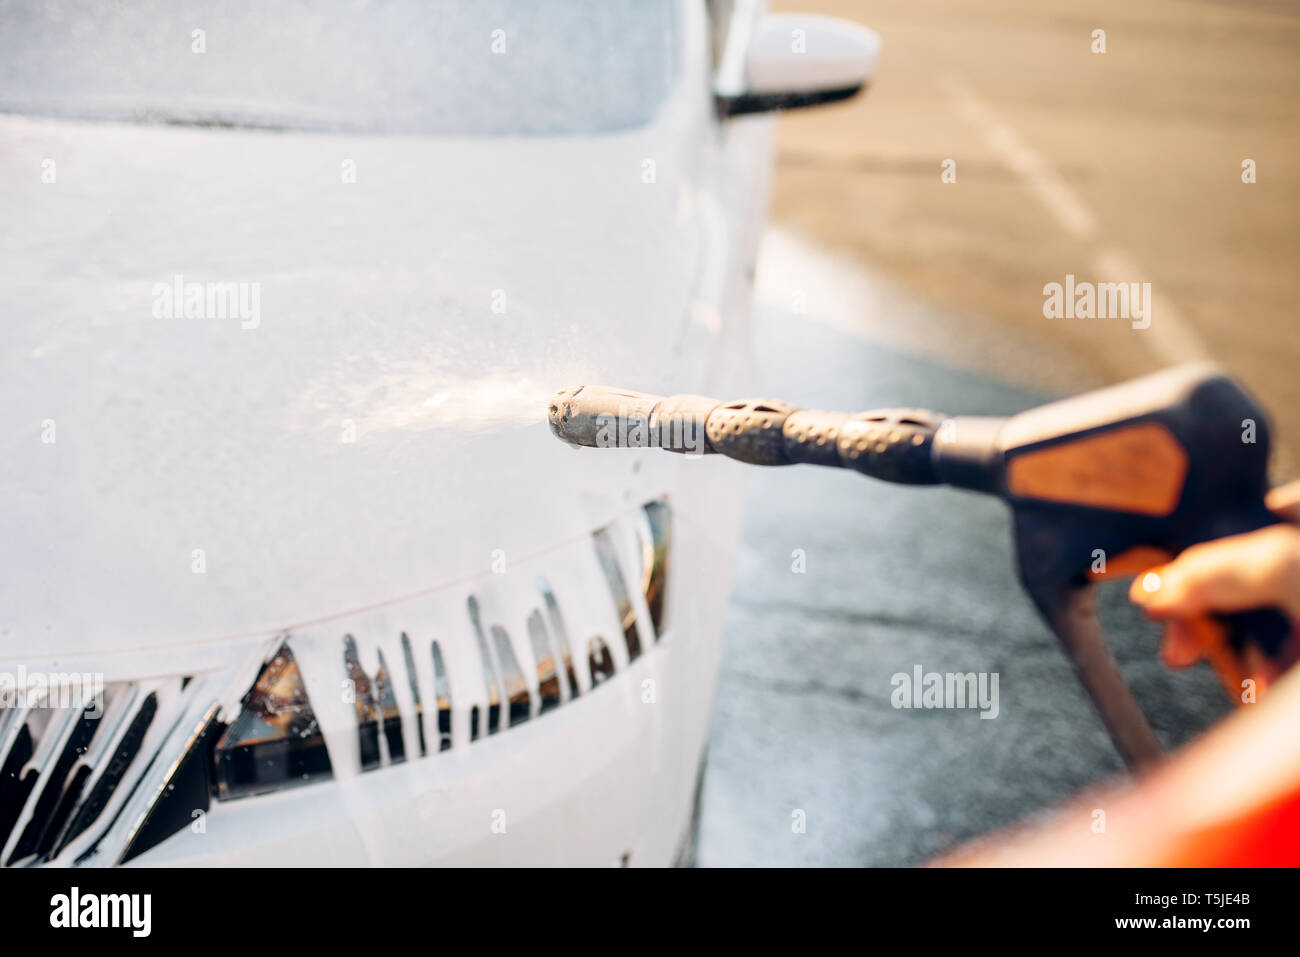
<box><xmin>1088</xmin><ymin>546</ymin><xmax>1174</xmax><ymax>582</ymax></box>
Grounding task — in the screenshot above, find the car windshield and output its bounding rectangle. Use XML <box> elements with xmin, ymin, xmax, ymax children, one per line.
<box><xmin>0</xmin><ymin>0</ymin><xmax>679</xmax><ymax>135</ymax></box>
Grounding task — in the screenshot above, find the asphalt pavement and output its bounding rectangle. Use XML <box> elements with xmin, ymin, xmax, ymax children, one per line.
<box><xmin>697</xmin><ymin>239</ymin><xmax>1231</xmax><ymax>867</ymax></box>
<box><xmin>697</xmin><ymin>0</ymin><xmax>1295</xmax><ymax>866</ymax></box>
<box><xmin>769</xmin><ymin>0</ymin><xmax>1300</xmax><ymax>475</ymax></box>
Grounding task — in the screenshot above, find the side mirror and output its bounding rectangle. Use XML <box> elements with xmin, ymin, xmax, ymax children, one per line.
<box><xmin>716</xmin><ymin>14</ymin><xmax>881</xmax><ymax>117</ymax></box>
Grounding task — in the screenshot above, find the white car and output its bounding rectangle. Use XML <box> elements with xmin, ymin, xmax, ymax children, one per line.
<box><xmin>0</xmin><ymin>0</ymin><xmax>877</xmax><ymax>866</ymax></box>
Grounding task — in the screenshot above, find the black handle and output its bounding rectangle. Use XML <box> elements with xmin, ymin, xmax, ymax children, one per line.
<box><xmin>1219</xmin><ymin>606</ymin><xmax>1293</xmax><ymax>660</ymax></box>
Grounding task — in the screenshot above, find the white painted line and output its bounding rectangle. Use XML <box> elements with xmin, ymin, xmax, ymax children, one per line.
<box><xmin>943</xmin><ymin>74</ymin><xmax>1210</xmax><ymax>365</ymax></box>
<box><xmin>944</xmin><ymin>78</ymin><xmax>1096</xmax><ymax>241</ymax></box>
<box><xmin>1092</xmin><ymin>248</ymin><xmax>1208</xmax><ymax>364</ymax></box>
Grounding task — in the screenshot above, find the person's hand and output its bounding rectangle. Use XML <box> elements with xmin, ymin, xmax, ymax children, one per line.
<box><xmin>1129</xmin><ymin>480</ymin><xmax>1300</xmax><ymax>689</ymax></box>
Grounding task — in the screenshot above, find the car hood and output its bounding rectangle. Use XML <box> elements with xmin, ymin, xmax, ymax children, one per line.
<box><xmin>0</xmin><ymin>113</ymin><xmax>722</xmax><ymax>666</ymax></box>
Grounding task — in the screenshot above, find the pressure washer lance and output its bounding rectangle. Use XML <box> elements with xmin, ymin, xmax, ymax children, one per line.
<box><xmin>548</xmin><ymin>365</ymin><xmax>1294</xmax><ymax>772</ymax></box>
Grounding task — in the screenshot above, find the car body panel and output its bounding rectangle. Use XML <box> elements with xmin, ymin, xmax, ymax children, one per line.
<box><xmin>0</xmin><ymin>0</ymin><xmax>774</xmax><ymax>866</ymax></box>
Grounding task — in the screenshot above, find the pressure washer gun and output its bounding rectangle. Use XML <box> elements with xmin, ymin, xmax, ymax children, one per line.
<box><xmin>547</xmin><ymin>364</ymin><xmax>1294</xmax><ymax>771</ymax></box>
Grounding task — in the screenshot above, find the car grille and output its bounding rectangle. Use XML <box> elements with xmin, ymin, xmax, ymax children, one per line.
<box><xmin>2</xmin><ymin>497</ymin><xmax>673</xmax><ymax>865</ymax></box>
<box><xmin>0</xmin><ymin>675</ymin><xmax>224</xmax><ymax>867</ymax></box>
